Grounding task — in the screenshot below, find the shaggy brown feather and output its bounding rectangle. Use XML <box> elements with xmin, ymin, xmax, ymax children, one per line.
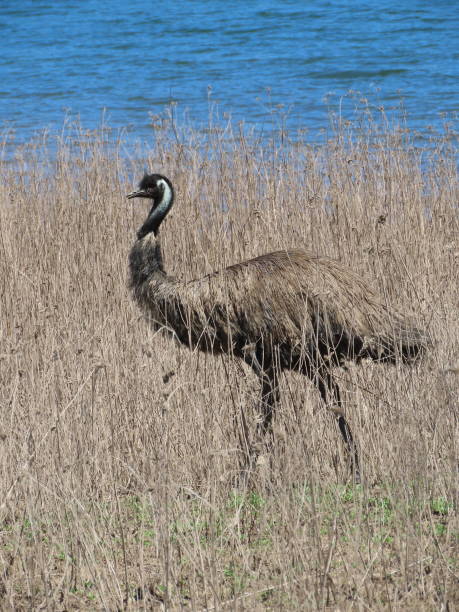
<box><xmin>127</xmin><ymin>173</ymin><xmax>429</xmax><ymax>481</ymax></box>
<box><xmin>130</xmin><ymin>240</ymin><xmax>427</xmax><ymax>367</ymax></box>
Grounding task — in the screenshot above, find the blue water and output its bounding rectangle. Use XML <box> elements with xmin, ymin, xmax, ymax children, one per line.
<box><xmin>1</xmin><ymin>0</ymin><xmax>458</xmax><ymax>143</ymax></box>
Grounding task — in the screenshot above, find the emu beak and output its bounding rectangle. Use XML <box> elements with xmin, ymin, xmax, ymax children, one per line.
<box><xmin>127</xmin><ymin>189</ymin><xmax>148</xmax><ymax>199</ymax></box>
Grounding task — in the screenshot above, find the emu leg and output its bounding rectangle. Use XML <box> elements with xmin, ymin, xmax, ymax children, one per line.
<box><xmin>246</xmin><ymin>351</ymin><xmax>280</xmax><ymax>437</ymax></box>
<box><xmin>254</xmin><ymin>366</ymin><xmax>280</xmax><ymax>438</ymax></box>
<box><xmin>237</xmin><ymin>350</ymin><xmax>280</xmax><ymax>485</ymax></box>
<box><xmin>314</xmin><ymin>366</ymin><xmax>361</xmax><ymax>482</ymax></box>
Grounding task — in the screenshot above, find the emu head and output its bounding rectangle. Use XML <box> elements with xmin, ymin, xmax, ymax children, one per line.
<box><xmin>127</xmin><ymin>174</ymin><xmax>172</xmax><ymax>206</ymax></box>
<box><xmin>127</xmin><ymin>174</ymin><xmax>174</xmax><ymax>239</ymax></box>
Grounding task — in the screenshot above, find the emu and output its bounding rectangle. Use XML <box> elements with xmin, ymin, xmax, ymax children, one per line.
<box><xmin>127</xmin><ymin>173</ymin><xmax>428</xmax><ymax>481</ymax></box>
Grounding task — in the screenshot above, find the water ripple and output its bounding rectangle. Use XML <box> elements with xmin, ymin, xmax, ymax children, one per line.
<box><xmin>0</xmin><ymin>0</ymin><xmax>457</xmax><ymax>141</ymax></box>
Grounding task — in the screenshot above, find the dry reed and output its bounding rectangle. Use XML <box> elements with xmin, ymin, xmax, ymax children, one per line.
<box><xmin>0</xmin><ymin>110</ymin><xmax>457</xmax><ymax>609</ymax></box>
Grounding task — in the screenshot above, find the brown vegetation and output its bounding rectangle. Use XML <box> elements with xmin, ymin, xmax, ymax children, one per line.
<box><xmin>0</xmin><ymin>113</ymin><xmax>457</xmax><ymax>609</ymax></box>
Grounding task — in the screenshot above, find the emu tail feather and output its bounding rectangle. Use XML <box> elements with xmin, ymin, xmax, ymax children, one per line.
<box><xmin>364</xmin><ymin>317</ymin><xmax>429</xmax><ymax>365</ymax></box>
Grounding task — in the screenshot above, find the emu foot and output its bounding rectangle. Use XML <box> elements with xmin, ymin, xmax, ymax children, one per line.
<box><xmin>234</xmin><ymin>442</ymin><xmax>268</xmax><ymax>489</ymax></box>
<box><xmin>352</xmin><ymin>466</ymin><xmax>361</xmax><ymax>485</ymax></box>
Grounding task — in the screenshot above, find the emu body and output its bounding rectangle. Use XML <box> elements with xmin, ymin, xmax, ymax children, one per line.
<box><xmin>128</xmin><ymin>174</ymin><xmax>428</xmax><ymax>479</ymax></box>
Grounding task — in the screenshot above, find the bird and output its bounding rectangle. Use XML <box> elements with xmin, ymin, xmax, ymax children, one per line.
<box><xmin>127</xmin><ymin>173</ymin><xmax>428</xmax><ymax>481</ymax></box>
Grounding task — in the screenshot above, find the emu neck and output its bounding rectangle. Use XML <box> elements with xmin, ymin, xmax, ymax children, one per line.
<box><xmin>129</xmin><ymin>232</ymin><xmax>166</xmax><ymax>288</ymax></box>
<box><xmin>137</xmin><ymin>208</ymin><xmax>160</xmax><ymax>240</ymax></box>
<box><xmin>137</xmin><ymin>219</ymin><xmax>157</xmax><ymax>241</ymax></box>
<box><xmin>137</xmin><ymin>181</ymin><xmax>174</xmax><ymax>240</ymax></box>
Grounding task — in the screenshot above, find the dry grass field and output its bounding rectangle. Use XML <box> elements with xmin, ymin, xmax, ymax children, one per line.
<box><xmin>0</xmin><ymin>113</ymin><xmax>458</xmax><ymax>610</ymax></box>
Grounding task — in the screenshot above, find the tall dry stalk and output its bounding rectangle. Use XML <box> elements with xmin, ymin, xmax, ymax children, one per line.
<box><xmin>0</xmin><ymin>113</ymin><xmax>457</xmax><ymax>609</ymax></box>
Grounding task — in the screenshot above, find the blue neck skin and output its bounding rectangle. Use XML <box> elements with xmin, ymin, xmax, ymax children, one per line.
<box><xmin>137</xmin><ymin>182</ymin><xmax>174</xmax><ymax>240</ymax></box>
